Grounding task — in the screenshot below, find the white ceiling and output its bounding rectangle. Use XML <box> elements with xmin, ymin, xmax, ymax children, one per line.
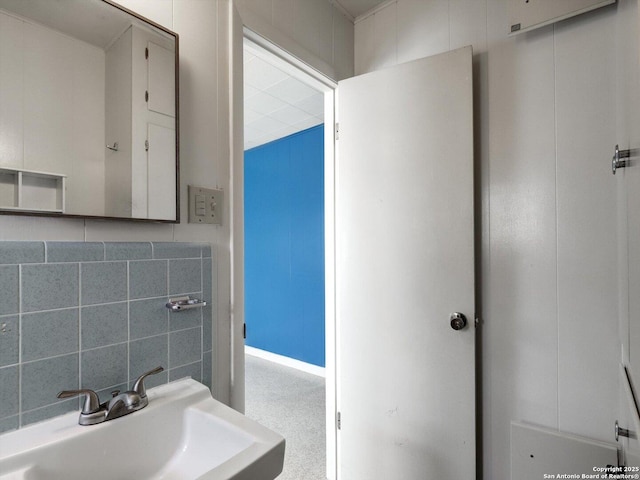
<box><xmin>244</xmin><ymin>47</ymin><xmax>324</xmax><ymax>151</ymax></box>
<box><xmin>335</xmin><ymin>0</ymin><xmax>388</xmax><ymax>18</ymax></box>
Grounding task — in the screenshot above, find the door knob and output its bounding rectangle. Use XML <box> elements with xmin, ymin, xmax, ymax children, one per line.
<box><xmin>450</xmin><ymin>312</ymin><xmax>467</xmax><ymax>331</ymax></box>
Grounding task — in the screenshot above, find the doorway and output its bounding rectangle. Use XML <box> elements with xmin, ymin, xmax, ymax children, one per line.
<box><xmin>242</xmin><ymin>32</ymin><xmax>337</xmax><ymax>479</ymax></box>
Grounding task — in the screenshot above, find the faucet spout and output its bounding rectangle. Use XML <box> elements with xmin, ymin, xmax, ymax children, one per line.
<box><xmin>105</xmin><ymin>398</ymin><xmax>126</xmax><ymax>421</ymax></box>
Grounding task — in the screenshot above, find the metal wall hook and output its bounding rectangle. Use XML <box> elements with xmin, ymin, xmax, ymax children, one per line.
<box><xmin>615</xmin><ymin>420</ymin><xmax>635</xmax><ymax>441</ymax></box>
<box><xmin>106</xmin><ymin>142</ymin><xmax>119</xmax><ymax>152</ymax></box>
<box><xmin>612</xmin><ymin>144</ymin><xmax>631</xmax><ymax>175</ymax></box>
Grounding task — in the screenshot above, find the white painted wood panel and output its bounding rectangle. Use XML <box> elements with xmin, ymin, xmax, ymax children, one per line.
<box><xmin>0</xmin><ymin>12</ymin><xmax>24</xmax><ymax>170</ymax></box>
<box><xmin>272</xmin><ymin>0</ymin><xmax>295</xmax><ymax>41</ymax></box>
<box><xmin>314</xmin><ymin>0</ymin><xmax>335</xmax><ymax>66</ymax></box>
<box><xmin>238</xmin><ymin>0</ymin><xmax>272</xmax><ymax>25</ymax></box>
<box><xmin>554</xmin><ymin>7</ymin><xmax>618</xmax><ymax>441</ymax></box>
<box><xmin>293</xmin><ymin>0</ymin><xmax>334</xmax><ymax>66</ymax></box>
<box><xmin>486</xmin><ymin>2</ymin><xmax>559</xmax><ymax>479</ymax></box>
<box><xmin>371</xmin><ymin>3</ymin><xmax>396</xmax><ymax>70</ymax></box>
<box><xmin>354</xmin><ymin>14</ymin><xmax>374</xmax><ymax>75</ymax></box>
<box><xmin>396</xmin><ymin>0</ymin><xmax>449</xmax><ymax>66</ymax></box>
<box><xmin>333</xmin><ymin>11</ymin><xmax>355</xmax><ymax>81</ymax></box>
<box><xmin>450</xmin><ymin>0</ymin><xmax>488</xmax><ymax>53</ymax></box>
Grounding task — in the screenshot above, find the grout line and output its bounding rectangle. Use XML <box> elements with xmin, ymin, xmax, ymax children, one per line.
<box><xmin>168</xmin><ymin>324</ymin><xmax>203</xmax><ymax>335</ymax></box>
<box><xmin>79</xmin><ymin>341</ymin><xmax>129</xmax><ymax>355</ymax></box>
<box><xmin>78</xmin><ymin>288</ymin><xmax>82</xmax><ymax>388</ymax></box>
<box><xmin>20</xmin><ymin>351</ymin><xmax>79</xmax><ymax>366</ymax></box>
<box><xmin>167</xmin><ymin>328</ymin><xmax>171</xmax><ymax>374</ymax></box>
<box><xmin>166</xmin><ymin>258</ymin><xmax>171</xmax><ymax>372</ymax></box>
<box><xmin>553</xmin><ymin>22</ymin><xmax>560</xmax><ymax>431</ymax></box>
<box><xmin>126</xmin><ymin>260</ymin><xmax>131</xmax><ymax>384</ymax></box>
<box><xmin>17</xmin><ymin>264</ymin><xmax>22</xmax><ymax>426</ymax></box>
<box><xmin>77</xmin><ymin>262</ymin><xmax>82</xmax><ymax>390</ymax></box>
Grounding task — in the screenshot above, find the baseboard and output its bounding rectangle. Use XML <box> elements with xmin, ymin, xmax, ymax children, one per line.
<box><xmin>245</xmin><ymin>346</ymin><xmax>326</xmax><ymax>378</ymax></box>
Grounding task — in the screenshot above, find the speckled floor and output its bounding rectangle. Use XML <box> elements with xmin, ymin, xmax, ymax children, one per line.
<box><xmin>244</xmin><ymin>354</ymin><xmax>326</xmax><ymax>480</ymax></box>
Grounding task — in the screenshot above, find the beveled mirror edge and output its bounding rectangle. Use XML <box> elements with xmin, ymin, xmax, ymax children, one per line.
<box><xmin>0</xmin><ymin>0</ymin><xmax>181</xmax><ymax>224</ymax></box>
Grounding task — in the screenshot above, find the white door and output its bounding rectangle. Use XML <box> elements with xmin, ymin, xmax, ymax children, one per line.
<box><xmin>336</xmin><ymin>46</ymin><xmax>475</xmax><ymax>479</ymax></box>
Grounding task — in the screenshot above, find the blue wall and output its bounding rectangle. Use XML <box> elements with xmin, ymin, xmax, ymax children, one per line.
<box><xmin>244</xmin><ymin>125</ymin><xmax>325</xmax><ymax>367</ymax></box>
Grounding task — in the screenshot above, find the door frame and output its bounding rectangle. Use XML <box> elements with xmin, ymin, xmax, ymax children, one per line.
<box><xmin>239</xmin><ymin>27</ymin><xmax>339</xmax><ymax>480</ymax></box>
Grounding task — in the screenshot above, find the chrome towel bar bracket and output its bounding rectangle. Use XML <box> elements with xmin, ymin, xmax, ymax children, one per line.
<box><xmin>166</xmin><ymin>296</ymin><xmax>207</xmax><ymax>311</ymax></box>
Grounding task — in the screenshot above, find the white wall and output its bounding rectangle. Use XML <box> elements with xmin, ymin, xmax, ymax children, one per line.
<box><xmin>355</xmin><ymin>1</ymin><xmax>622</xmax><ymax>479</ymax></box>
<box><xmin>0</xmin><ymin>0</ymin><xmax>235</xmax><ymax>405</ymax></box>
<box><xmin>235</xmin><ymin>0</ymin><xmax>354</xmax><ymax>81</ymax></box>
<box><xmin>0</xmin><ymin>10</ymin><xmax>105</xmax><ymax>216</ymax></box>
<box><xmin>0</xmin><ymin>0</ymin><xmax>353</xmax><ymax>411</ymax></box>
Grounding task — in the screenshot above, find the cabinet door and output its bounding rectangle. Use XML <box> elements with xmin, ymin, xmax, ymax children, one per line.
<box><xmin>147</xmin><ymin>42</ymin><xmax>175</xmax><ymax>117</ymax></box>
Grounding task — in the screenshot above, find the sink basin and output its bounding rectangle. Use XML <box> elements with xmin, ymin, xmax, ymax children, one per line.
<box><xmin>0</xmin><ymin>379</ymin><xmax>285</xmax><ymax>480</ymax></box>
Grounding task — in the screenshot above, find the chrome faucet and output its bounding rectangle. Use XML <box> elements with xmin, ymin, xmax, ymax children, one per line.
<box><xmin>57</xmin><ymin>366</ymin><xmax>164</xmax><ymax>426</ymax></box>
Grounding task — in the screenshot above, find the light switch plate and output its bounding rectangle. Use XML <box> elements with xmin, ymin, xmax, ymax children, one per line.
<box><xmin>188</xmin><ymin>185</ymin><xmax>224</xmax><ymax>225</ymax></box>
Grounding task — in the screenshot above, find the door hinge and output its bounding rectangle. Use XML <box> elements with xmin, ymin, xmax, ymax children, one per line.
<box><xmin>145</xmin><ymin>140</ymin><xmax>149</xmax><ymax>152</ymax></box>
<box><xmin>145</xmin><ymin>47</ymin><xmax>149</xmax><ymax>59</ymax></box>
<box><xmin>145</xmin><ymin>90</ymin><xmax>149</xmax><ymax>102</ymax></box>
<box><xmin>243</xmin><ymin>323</ymin><xmax>247</xmax><ymax>339</ymax></box>
<box><xmin>335</xmin><ymin>122</ymin><xmax>339</xmax><ymax>140</ymax></box>
<box><xmin>337</xmin><ymin>411</ymin><xmax>341</xmax><ymax>430</ymax></box>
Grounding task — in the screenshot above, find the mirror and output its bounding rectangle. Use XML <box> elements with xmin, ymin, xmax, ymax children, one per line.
<box><xmin>0</xmin><ymin>0</ymin><xmax>179</xmax><ymax>222</ymax></box>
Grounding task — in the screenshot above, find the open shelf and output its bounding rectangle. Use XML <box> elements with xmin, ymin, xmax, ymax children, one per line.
<box><xmin>0</xmin><ymin>167</ymin><xmax>66</xmax><ymax>213</ymax></box>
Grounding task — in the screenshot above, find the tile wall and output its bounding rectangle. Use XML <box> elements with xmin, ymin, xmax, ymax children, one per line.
<box><xmin>0</xmin><ymin>241</ymin><xmax>213</xmax><ymax>433</ymax></box>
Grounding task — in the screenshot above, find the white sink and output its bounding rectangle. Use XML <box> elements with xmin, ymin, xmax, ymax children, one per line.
<box><xmin>0</xmin><ymin>379</ymin><xmax>285</xmax><ymax>480</ymax></box>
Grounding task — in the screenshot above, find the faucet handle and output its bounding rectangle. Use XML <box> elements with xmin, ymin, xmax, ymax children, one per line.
<box><xmin>57</xmin><ymin>389</ymin><xmax>101</xmax><ymax>414</ymax></box>
<box><xmin>132</xmin><ymin>366</ymin><xmax>164</xmax><ymax>398</ymax></box>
